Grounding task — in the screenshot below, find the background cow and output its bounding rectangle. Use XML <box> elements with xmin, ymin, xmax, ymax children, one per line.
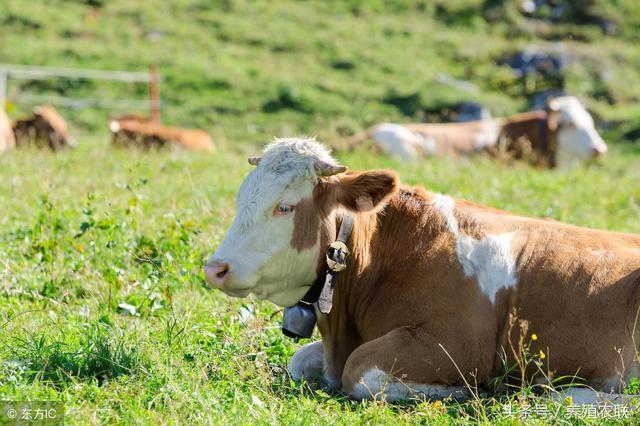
<box><xmin>205</xmin><ymin>137</ymin><xmax>640</xmax><ymax>404</ymax></box>
<box><xmin>109</xmin><ymin>115</ymin><xmax>215</xmax><ymax>151</ymax></box>
<box><xmin>346</xmin><ymin>96</ymin><xmax>608</xmax><ymax>168</ymax></box>
<box><xmin>0</xmin><ymin>108</ymin><xmax>15</xmax><ymax>154</ymax></box>
<box><xmin>12</xmin><ymin>105</ymin><xmax>76</xmax><ymax>150</ymax></box>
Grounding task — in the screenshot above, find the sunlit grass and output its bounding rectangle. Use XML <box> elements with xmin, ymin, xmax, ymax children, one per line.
<box><xmin>1</xmin><ymin>135</ymin><xmax>639</xmax><ymax>423</ymax></box>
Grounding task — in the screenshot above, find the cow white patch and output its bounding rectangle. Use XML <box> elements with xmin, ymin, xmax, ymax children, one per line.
<box><xmin>288</xmin><ymin>340</ymin><xmax>324</xmax><ymax>382</ymax></box>
<box><xmin>432</xmin><ymin>194</ymin><xmax>459</xmax><ymax>234</ymax></box>
<box><xmin>432</xmin><ymin>194</ymin><xmax>517</xmax><ymax>303</ymax></box>
<box><xmin>350</xmin><ymin>368</ymin><xmax>469</xmax><ymax>402</ymax></box>
<box><xmin>413</xmin><ymin>134</ymin><xmax>437</xmax><ymax>156</ymax></box>
<box><xmin>370</xmin><ymin>123</ymin><xmax>435</xmax><ymax>159</ymax></box>
<box><xmin>473</xmin><ymin>120</ymin><xmax>501</xmax><ymax>150</ymax></box>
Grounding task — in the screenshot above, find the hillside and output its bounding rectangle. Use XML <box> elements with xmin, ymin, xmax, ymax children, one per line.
<box><xmin>1</xmin><ymin>0</ymin><xmax>640</xmax><ymax>146</ymax></box>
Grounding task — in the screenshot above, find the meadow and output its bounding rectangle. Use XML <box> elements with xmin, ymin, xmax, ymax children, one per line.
<box><xmin>1</xmin><ymin>0</ymin><xmax>640</xmax><ymax>424</ymax></box>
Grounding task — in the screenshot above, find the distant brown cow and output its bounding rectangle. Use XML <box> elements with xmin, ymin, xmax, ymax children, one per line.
<box><xmin>0</xmin><ymin>109</ymin><xmax>15</xmax><ymax>154</ymax></box>
<box><xmin>347</xmin><ymin>97</ymin><xmax>608</xmax><ymax>168</ymax></box>
<box><xmin>109</xmin><ymin>115</ymin><xmax>215</xmax><ymax>151</ymax></box>
<box><xmin>13</xmin><ymin>105</ymin><xmax>76</xmax><ymax>151</ymax></box>
<box><xmin>12</xmin><ymin>105</ymin><xmax>75</xmax><ymax>150</ymax></box>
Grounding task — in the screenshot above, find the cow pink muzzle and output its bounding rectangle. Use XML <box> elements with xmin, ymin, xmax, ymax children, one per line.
<box><xmin>204</xmin><ymin>261</ymin><xmax>230</xmax><ymax>288</ymax></box>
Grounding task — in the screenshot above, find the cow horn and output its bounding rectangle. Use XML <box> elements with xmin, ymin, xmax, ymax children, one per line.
<box><xmin>248</xmin><ymin>156</ymin><xmax>261</xmax><ymax>166</ymax></box>
<box><xmin>314</xmin><ymin>159</ymin><xmax>347</xmax><ymax>176</ymax></box>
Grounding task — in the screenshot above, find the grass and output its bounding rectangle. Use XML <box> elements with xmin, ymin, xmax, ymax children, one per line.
<box><xmin>1</xmin><ymin>138</ymin><xmax>639</xmax><ymax>424</ymax></box>
<box><xmin>1</xmin><ymin>0</ymin><xmax>640</xmax><ymax>424</ymax></box>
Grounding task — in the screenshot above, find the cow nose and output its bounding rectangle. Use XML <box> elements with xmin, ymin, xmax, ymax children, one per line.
<box><xmin>204</xmin><ymin>261</ymin><xmax>230</xmax><ymax>288</ymax></box>
<box><xmin>591</xmin><ymin>146</ymin><xmax>606</xmax><ymax>157</ymax></box>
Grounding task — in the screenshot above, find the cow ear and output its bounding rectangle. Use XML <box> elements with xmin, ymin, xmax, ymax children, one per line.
<box><xmin>334</xmin><ymin>170</ymin><xmax>399</xmax><ymax>212</ymax></box>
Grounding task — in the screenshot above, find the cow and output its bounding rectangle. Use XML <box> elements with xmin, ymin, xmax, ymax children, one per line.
<box><xmin>12</xmin><ymin>105</ymin><xmax>75</xmax><ymax>150</ymax></box>
<box><xmin>204</xmin><ymin>137</ymin><xmax>640</xmax><ymax>404</ymax></box>
<box><xmin>109</xmin><ymin>115</ymin><xmax>215</xmax><ymax>151</ymax></box>
<box><xmin>346</xmin><ymin>96</ymin><xmax>608</xmax><ymax>168</ymax></box>
<box><xmin>0</xmin><ymin>108</ymin><xmax>15</xmax><ymax>154</ymax></box>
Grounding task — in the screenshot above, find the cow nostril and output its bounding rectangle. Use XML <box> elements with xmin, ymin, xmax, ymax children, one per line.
<box><xmin>216</xmin><ymin>264</ymin><xmax>229</xmax><ymax>279</ymax></box>
<box><xmin>205</xmin><ymin>261</ymin><xmax>230</xmax><ymax>288</ymax></box>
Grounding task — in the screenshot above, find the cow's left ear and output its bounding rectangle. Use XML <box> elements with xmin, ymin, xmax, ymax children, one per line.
<box><xmin>333</xmin><ymin>170</ymin><xmax>399</xmax><ymax>212</ymax></box>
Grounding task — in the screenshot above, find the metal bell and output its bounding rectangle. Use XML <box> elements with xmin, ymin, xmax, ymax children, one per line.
<box><xmin>282</xmin><ymin>303</ymin><xmax>316</xmax><ymax>341</ymax></box>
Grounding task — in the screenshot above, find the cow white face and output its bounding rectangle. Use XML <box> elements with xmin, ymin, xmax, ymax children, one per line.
<box><xmin>204</xmin><ymin>138</ymin><xmax>398</xmax><ymax>307</ymax></box>
<box><xmin>551</xmin><ymin>97</ymin><xmax>608</xmax><ymax>168</ymax></box>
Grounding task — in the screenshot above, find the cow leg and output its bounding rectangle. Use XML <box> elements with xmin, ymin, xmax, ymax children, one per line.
<box><xmin>288</xmin><ymin>340</ymin><xmax>324</xmax><ymax>383</ymax></box>
<box><xmin>341</xmin><ymin>326</ymin><xmax>473</xmax><ymax>402</ymax></box>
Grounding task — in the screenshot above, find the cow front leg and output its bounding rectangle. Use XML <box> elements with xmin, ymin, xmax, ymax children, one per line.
<box><xmin>288</xmin><ymin>340</ymin><xmax>324</xmax><ymax>383</ymax></box>
<box><xmin>341</xmin><ymin>326</ymin><xmax>475</xmax><ymax>402</ymax></box>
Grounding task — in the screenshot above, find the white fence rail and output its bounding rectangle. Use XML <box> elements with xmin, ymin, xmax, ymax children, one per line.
<box><xmin>0</xmin><ymin>63</ymin><xmax>159</xmax><ymax>113</ymax></box>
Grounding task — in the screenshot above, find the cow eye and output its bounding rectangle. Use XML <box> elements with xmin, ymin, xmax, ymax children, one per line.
<box><xmin>274</xmin><ymin>203</ymin><xmax>294</xmax><ymax>216</ymax></box>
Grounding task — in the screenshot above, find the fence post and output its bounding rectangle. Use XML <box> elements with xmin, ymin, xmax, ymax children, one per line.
<box><xmin>149</xmin><ymin>65</ymin><xmax>160</xmax><ymax>124</ymax></box>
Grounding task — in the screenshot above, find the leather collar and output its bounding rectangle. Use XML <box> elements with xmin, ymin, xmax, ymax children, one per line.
<box><xmin>298</xmin><ymin>213</ymin><xmax>354</xmax><ymax>314</ymax></box>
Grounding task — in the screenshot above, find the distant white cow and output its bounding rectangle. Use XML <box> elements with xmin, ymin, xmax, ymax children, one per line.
<box><xmin>347</xmin><ymin>96</ymin><xmax>608</xmax><ymax>168</ymax></box>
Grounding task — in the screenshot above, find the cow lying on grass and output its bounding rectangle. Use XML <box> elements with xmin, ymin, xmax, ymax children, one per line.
<box><xmin>346</xmin><ymin>96</ymin><xmax>608</xmax><ymax>168</ymax></box>
<box><xmin>12</xmin><ymin>105</ymin><xmax>75</xmax><ymax>150</ymax></box>
<box><xmin>0</xmin><ymin>109</ymin><xmax>15</xmax><ymax>154</ymax></box>
<box><xmin>109</xmin><ymin>115</ymin><xmax>215</xmax><ymax>151</ymax></box>
<box><xmin>204</xmin><ymin>137</ymin><xmax>640</xmax><ymax>404</ymax></box>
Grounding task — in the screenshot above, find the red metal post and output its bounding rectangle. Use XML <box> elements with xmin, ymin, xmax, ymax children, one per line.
<box><xmin>149</xmin><ymin>65</ymin><xmax>160</xmax><ymax>124</ymax></box>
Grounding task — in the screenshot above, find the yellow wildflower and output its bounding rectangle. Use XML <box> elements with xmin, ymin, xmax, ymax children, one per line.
<box><xmin>531</xmin><ymin>333</ymin><xmax>538</xmax><ymax>341</ymax></box>
<box><xmin>539</xmin><ymin>349</ymin><xmax>546</xmax><ymax>360</ymax></box>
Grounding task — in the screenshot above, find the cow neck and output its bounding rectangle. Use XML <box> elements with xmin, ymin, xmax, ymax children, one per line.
<box><xmin>298</xmin><ymin>212</ymin><xmax>354</xmax><ymax>311</ymax></box>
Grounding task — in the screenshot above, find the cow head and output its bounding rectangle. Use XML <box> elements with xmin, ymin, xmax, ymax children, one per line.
<box><xmin>549</xmin><ymin>96</ymin><xmax>608</xmax><ymax>168</ymax></box>
<box><xmin>204</xmin><ymin>138</ymin><xmax>398</xmax><ymax>307</ymax></box>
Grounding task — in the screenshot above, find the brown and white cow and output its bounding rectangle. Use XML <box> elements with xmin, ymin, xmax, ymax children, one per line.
<box><xmin>347</xmin><ymin>96</ymin><xmax>608</xmax><ymax>168</ymax></box>
<box><xmin>0</xmin><ymin>108</ymin><xmax>15</xmax><ymax>154</ymax></box>
<box><xmin>204</xmin><ymin>137</ymin><xmax>640</xmax><ymax>404</ymax></box>
<box><xmin>12</xmin><ymin>105</ymin><xmax>75</xmax><ymax>150</ymax></box>
<box><xmin>109</xmin><ymin>115</ymin><xmax>215</xmax><ymax>151</ymax></box>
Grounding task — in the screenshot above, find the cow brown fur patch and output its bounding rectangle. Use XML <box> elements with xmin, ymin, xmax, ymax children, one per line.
<box><xmin>302</xmin><ymin>181</ymin><xmax>640</xmax><ymax>395</ymax></box>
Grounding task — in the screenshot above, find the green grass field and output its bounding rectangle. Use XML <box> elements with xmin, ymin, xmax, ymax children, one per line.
<box><xmin>1</xmin><ymin>139</ymin><xmax>639</xmax><ymax>424</ymax></box>
<box><xmin>2</xmin><ymin>0</ymin><xmax>640</xmax><ymax>424</ymax></box>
